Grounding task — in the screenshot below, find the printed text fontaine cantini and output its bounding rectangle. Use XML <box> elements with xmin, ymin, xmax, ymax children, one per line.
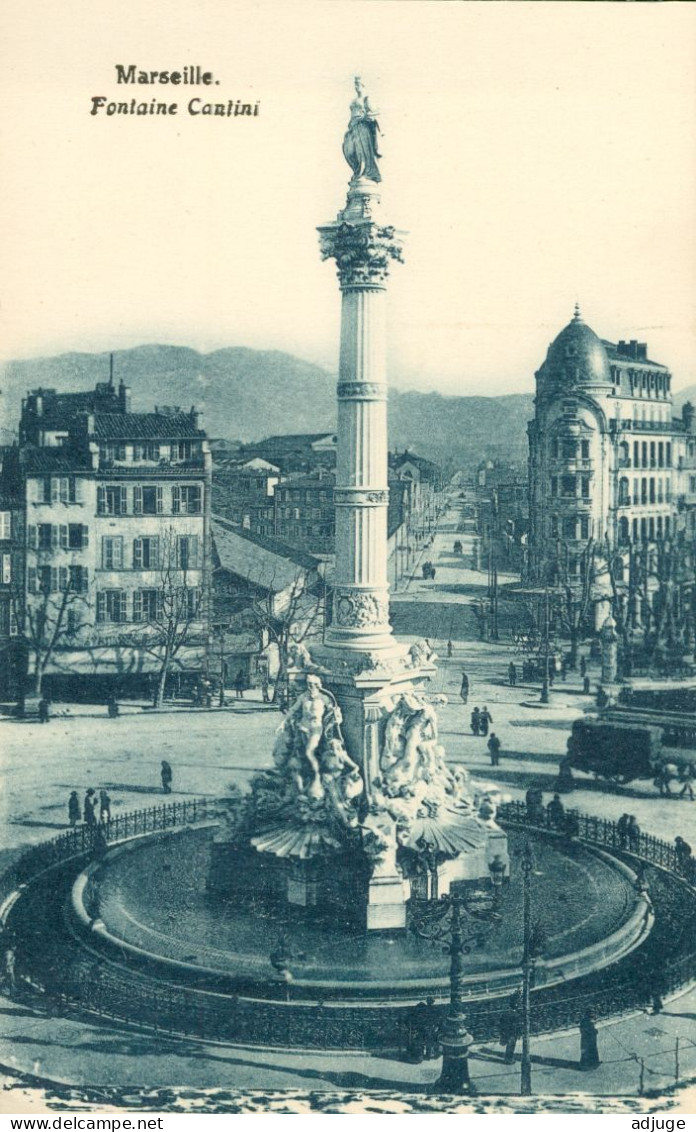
<box><xmin>90</xmin><ymin>65</ymin><xmax>260</xmax><ymax>117</ymax></box>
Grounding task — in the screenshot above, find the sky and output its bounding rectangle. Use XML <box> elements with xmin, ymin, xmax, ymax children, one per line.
<box><xmin>1</xmin><ymin>0</ymin><xmax>695</xmax><ymax>397</ymax></box>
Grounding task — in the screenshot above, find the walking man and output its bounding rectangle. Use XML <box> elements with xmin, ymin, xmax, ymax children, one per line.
<box><xmin>99</xmin><ymin>789</ymin><xmax>112</xmax><ymax>823</ymax></box>
<box><xmin>499</xmin><ymin>992</ymin><xmax>522</xmax><ymax>1064</ymax></box>
<box><xmin>679</xmin><ymin>764</ymin><xmax>695</xmax><ymax>801</ymax></box>
<box><xmin>83</xmin><ymin>789</ymin><xmax>97</xmax><ymax>827</ymax></box>
<box><xmin>68</xmin><ymin>791</ymin><xmax>81</xmax><ymax>827</ymax></box>
<box><xmin>460</xmin><ymin>671</ymin><xmax>469</xmax><ymax>704</ymax></box>
<box><xmin>488</xmin><ymin>732</ymin><xmax>502</xmax><ymax>767</ymax></box>
<box><xmin>479</xmin><ymin>706</ymin><xmax>493</xmax><ymax>737</ymax></box>
<box><xmin>547</xmin><ymin>793</ymin><xmax>565</xmax><ymax>830</ymax></box>
<box><xmin>627</xmin><ymin>815</ymin><xmax>641</xmax><ymax>853</ymax></box>
<box><xmin>234</xmin><ymin>670</ymin><xmax>246</xmax><ymax>700</ymax></box>
<box><xmin>161</xmin><ymin>760</ymin><xmax>173</xmax><ymax>794</ymax></box>
<box><xmin>470</xmin><ymin>707</ymin><xmax>480</xmax><ymax>736</ymax></box>
<box><xmin>508</xmin><ymin>661</ymin><xmax>517</xmax><ymax>687</ymax></box>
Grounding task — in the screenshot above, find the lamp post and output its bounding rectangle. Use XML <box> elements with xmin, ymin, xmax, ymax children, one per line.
<box><xmin>519</xmin><ymin>840</ymin><xmax>545</xmax><ymax>1096</ymax></box>
<box><xmin>540</xmin><ymin>587</ymin><xmax>550</xmax><ymax>704</ymax></box>
<box><xmin>410</xmin><ymin>861</ymin><xmax>505</xmax><ymax>1094</ymax></box>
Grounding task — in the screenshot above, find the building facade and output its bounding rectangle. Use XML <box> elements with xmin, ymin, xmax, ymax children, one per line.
<box><xmin>16</xmin><ymin>379</ymin><xmax>212</xmax><ymax>699</ymax></box>
<box><xmin>527</xmin><ymin>307</ymin><xmax>696</xmax><ymax>588</ymax></box>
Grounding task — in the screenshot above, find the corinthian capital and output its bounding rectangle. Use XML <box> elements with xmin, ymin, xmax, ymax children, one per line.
<box><xmin>318</xmin><ymin>221</ymin><xmax>404</xmax><ymax>289</ymax></box>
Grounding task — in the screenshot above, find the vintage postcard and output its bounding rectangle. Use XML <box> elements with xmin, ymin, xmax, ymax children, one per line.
<box><xmin>0</xmin><ymin>0</ymin><xmax>695</xmax><ymax>1119</ymax></box>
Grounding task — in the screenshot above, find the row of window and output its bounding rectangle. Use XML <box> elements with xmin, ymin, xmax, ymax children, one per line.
<box><xmin>99</xmin><ymin>441</ymin><xmax>201</xmax><ymax>464</ymax></box>
<box><xmin>27</xmin><ymin>565</ymin><xmax>89</xmax><ymax>594</ymax></box>
<box><xmin>102</xmin><ymin>535</ymin><xmax>199</xmax><ymax>571</ymax></box>
<box><xmin>276</xmin><ymin>491</ymin><xmax>332</xmax><ymax>505</ymax></box>
<box><xmin>550</xmin><ymin>475</ymin><xmax>591</xmax><ymax>500</ymax></box>
<box><xmin>97</xmin><ymin>484</ymin><xmax>202</xmax><ymax>515</ymax></box>
<box><xmin>618</xmin><ymin>477</ymin><xmax>672</xmax><ymax>506</ymax></box>
<box><xmin>618</xmin><ymin>516</ymin><xmax>672</xmax><ymax>543</ymax></box>
<box><xmin>28</xmin><ymin>524</ymin><xmax>89</xmax><ymax>551</ymax></box>
<box><xmin>96</xmin><ymin>587</ymin><xmax>201</xmax><ymax>624</ymax></box>
<box><xmin>550</xmin><ymin>438</ymin><xmax>591</xmax><ymax>461</ymax></box>
<box><xmin>550</xmin><ymin>516</ymin><xmax>591</xmax><ymax>540</ymax></box>
<box><xmin>621</xmin><ymin>440</ymin><xmax>673</xmax><ymax>470</ymax></box>
<box><xmin>33</xmin><ymin>477</ymin><xmax>83</xmax><ymax>505</ymax></box>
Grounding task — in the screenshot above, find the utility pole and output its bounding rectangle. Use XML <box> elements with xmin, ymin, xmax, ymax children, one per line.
<box><xmin>521</xmin><ymin>841</ymin><xmax>534</xmax><ymax>1095</ymax></box>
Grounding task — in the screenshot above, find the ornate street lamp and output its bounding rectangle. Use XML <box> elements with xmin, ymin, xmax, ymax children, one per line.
<box><xmin>410</xmin><ymin>863</ymin><xmax>504</xmax><ymax>1094</ymax></box>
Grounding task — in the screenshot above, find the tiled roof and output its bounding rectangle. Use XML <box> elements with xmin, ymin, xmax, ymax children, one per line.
<box><xmin>212</xmin><ymin>517</ymin><xmax>318</xmax><ymax>592</ymax></box>
<box><xmin>92</xmin><ymin>414</ymin><xmax>205</xmax><ymax>439</ymax></box>
<box><xmin>20</xmin><ymin>448</ymin><xmax>91</xmax><ymax>474</ymax></box>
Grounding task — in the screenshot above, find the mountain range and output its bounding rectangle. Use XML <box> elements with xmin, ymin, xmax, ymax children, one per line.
<box><xmin>1</xmin><ymin>345</ymin><xmax>694</xmax><ymax>469</ymax></box>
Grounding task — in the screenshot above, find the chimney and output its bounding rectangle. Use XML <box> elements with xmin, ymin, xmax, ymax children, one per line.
<box><xmin>118</xmin><ymin>380</ymin><xmax>131</xmax><ymax>414</ymax></box>
<box><xmin>683</xmin><ymin>402</ymin><xmax>695</xmax><ymax>433</ymax></box>
<box><xmin>637</xmin><ymin>343</ymin><xmax>647</xmax><ymax>361</ymax></box>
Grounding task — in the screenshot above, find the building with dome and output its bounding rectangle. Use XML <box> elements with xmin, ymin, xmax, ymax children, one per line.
<box><xmin>526</xmin><ymin>306</ymin><xmax>696</xmax><ymax>589</ymax></box>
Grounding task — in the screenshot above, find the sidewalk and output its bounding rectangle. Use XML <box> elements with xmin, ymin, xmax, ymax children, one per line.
<box><xmin>1</xmin><ymin>982</ymin><xmax>694</xmax><ymax>1097</ymax></box>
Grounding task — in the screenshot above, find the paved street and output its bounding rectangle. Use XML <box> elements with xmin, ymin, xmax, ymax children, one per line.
<box><xmin>1</xmin><ymin>495</ymin><xmax>695</xmax><ymax>1102</ymax></box>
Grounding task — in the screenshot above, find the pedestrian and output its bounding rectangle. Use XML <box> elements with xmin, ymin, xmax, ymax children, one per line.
<box><xmin>653</xmin><ymin>766</ymin><xmax>673</xmax><ymax>797</ymax></box>
<box><xmin>424</xmin><ymin>996</ymin><xmax>440</xmax><ymax>1060</ymax></box>
<box><xmin>447</xmin><ymin>639</ymin><xmax>453</xmax><ymax>658</ymax></box>
<box><xmin>83</xmin><ymin>788</ymin><xmax>97</xmax><ymax>827</ymax></box>
<box><xmin>68</xmin><ymin>790</ymin><xmax>81</xmax><ymax>827</ymax></box>
<box><xmin>470</xmin><ymin>707</ymin><xmax>480</xmax><ymax>736</ymax></box>
<box><xmin>508</xmin><ymin>661</ymin><xmax>517</xmax><ymax>687</ymax></box>
<box><xmin>547</xmin><ymin>793</ymin><xmax>565</xmax><ymax>830</ymax></box>
<box><xmin>525</xmin><ymin>786</ymin><xmax>544</xmax><ymax>824</ymax></box>
<box><xmin>498</xmin><ymin>991</ymin><xmax>522</xmax><ymax>1064</ymax></box>
<box><xmin>627</xmin><ymin>815</ymin><xmax>641</xmax><ymax>853</ymax></box>
<box><xmin>161</xmin><ymin>759</ymin><xmax>173</xmax><ymax>794</ymax></box>
<box><xmin>107</xmin><ymin>694</ymin><xmax>119</xmax><ymax>719</ymax></box>
<box><xmin>650</xmin><ymin>968</ymin><xmax>667</xmax><ymax>1015</ymax></box>
<box><xmin>675</xmin><ymin>836</ymin><xmax>693</xmax><ymax>874</ymax></box>
<box><xmin>407</xmin><ymin>1001</ymin><xmax>429</xmax><ymax>1062</ymax></box>
<box><xmin>488</xmin><ymin>733</ymin><xmax>502</xmax><ymax>767</ymax></box>
<box><xmin>678</xmin><ymin>764</ymin><xmax>695</xmax><ymax>801</ymax></box>
<box><xmin>579</xmin><ymin>1010</ymin><xmax>600</xmax><ymax>1070</ymax></box>
<box><xmin>479</xmin><ymin>706</ymin><xmax>492</xmax><ymax>737</ymax></box>
<box><xmin>3</xmin><ymin>945</ymin><xmax>16</xmax><ymax>995</ymax></box>
<box><xmin>564</xmin><ymin>810</ymin><xmax>580</xmax><ymax>839</ymax></box>
<box><xmin>234</xmin><ymin>670</ymin><xmax>246</xmax><ymax>700</ymax></box>
<box><xmin>617</xmin><ymin>813</ymin><xmax>630</xmax><ymax>850</ymax></box>
<box><xmin>460</xmin><ymin>671</ymin><xmax>469</xmax><ymax>704</ymax></box>
<box><xmin>580</xmin><ymin>656</ymin><xmax>587</xmax><ymax>678</ymax></box>
<box><xmin>560</xmin><ymin>656</ymin><xmax>567</xmax><ymax>682</ymax></box>
<box><xmin>38</xmin><ymin>697</ymin><xmax>50</xmax><ymax>724</ymax></box>
<box><xmin>99</xmin><ymin>789</ymin><xmax>112</xmax><ymax>823</ymax></box>
<box><xmin>583</xmin><ymin>675</ymin><xmax>591</xmax><ymax>695</ymax></box>
<box><xmin>261</xmin><ymin>672</ymin><xmax>270</xmax><ymax>704</ymax></box>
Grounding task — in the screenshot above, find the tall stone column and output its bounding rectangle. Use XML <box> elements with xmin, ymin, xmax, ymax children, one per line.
<box><xmin>318</xmin><ymin>181</ymin><xmax>403</xmax><ymax>655</ymax></box>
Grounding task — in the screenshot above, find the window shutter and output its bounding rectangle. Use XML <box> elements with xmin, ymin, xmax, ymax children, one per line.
<box><xmin>51</xmin><ymin>525</ymin><xmax>59</xmax><ymax>549</ymax></box>
<box><xmin>114</xmin><ymin>536</ymin><xmax>123</xmax><ymax>568</ymax></box>
<box><xmin>28</xmin><ymin>567</ymin><xmax>37</xmax><ymax>594</ymax></box>
<box><xmin>153</xmin><ymin>445</ymin><xmax>160</xmax><ymax>462</ymax></box>
<box><xmin>120</xmin><ymin>487</ymin><xmax>128</xmax><ymax>515</ymax></box>
<box><xmin>133</xmin><ymin>538</ymin><xmax>143</xmax><ymax>569</ymax></box>
<box><xmin>81</xmin><ymin>525</ymin><xmax>89</xmax><ymax>549</ymax></box>
<box><xmin>97</xmin><ymin>486</ymin><xmax>106</xmax><ymax>515</ymax></box>
<box><xmin>27</xmin><ymin>525</ymin><xmax>37</xmax><ymax>550</ymax></box>
<box><xmin>133</xmin><ymin>486</ymin><xmax>142</xmax><ymax>515</ymax></box>
<box><xmin>81</xmin><ymin>568</ymin><xmax>89</xmax><ymax>593</ymax></box>
<box><xmin>60</xmin><ymin>525</ymin><xmax>69</xmax><ymax>550</ymax></box>
<box><xmin>156</xmin><ymin>486</ymin><xmax>163</xmax><ymax>514</ymax></box>
<box><xmin>151</xmin><ymin>537</ymin><xmax>159</xmax><ymax>569</ymax></box>
<box><xmin>59</xmin><ymin>566</ymin><xmax>68</xmax><ymax>591</ymax></box>
<box><xmin>50</xmin><ymin>567</ymin><xmax>58</xmax><ymax>593</ymax></box>
<box><xmin>74</xmin><ymin>478</ymin><xmax>83</xmax><ymax>503</ymax></box>
<box><xmin>2</xmin><ymin>554</ymin><xmax>11</xmax><ymax>584</ymax></box>
<box><xmin>119</xmin><ymin>591</ymin><xmax>127</xmax><ymax>622</ymax></box>
<box><xmin>97</xmin><ymin>591</ymin><xmax>105</xmax><ymax>623</ymax></box>
<box><xmin>51</xmin><ymin>478</ymin><xmax>60</xmax><ymax>504</ymax></box>
<box><xmin>59</xmin><ymin>478</ymin><xmax>68</xmax><ymax>504</ymax></box>
<box><xmin>133</xmin><ymin>590</ymin><xmax>142</xmax><ymax>622</ymax></box>
<box><xmin>190</xmin><ymin>535</ymin><xmax>199</xmax><ymax>568</ymax></box>
<box><xmin>172</xmin><ymin>486</ymin><xmax>181</xmax><ymax>514</ymax></box>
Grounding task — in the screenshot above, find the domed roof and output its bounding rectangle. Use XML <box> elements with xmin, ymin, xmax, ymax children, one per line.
<box><xmin>539</xmin><ymin>306</ymin><xmax>612</xmax><ymax>388</ymax></box>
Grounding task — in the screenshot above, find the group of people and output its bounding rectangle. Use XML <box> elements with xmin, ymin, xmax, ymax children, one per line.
<box><xmin>470</xmin><ymin>704</ymin><xmax>493</xmax><ymax>736</ymax></box>
<box><xmin>497</xmin><ymin>992</ymin><xmax>600</xmax><ymax>1071</ymax></box>
<box><xmin>616</xmin><ymin>813</ymin><xmax>642</xmax><ymax>852</ymax></box>
<box><xmin>68</xmin><ymin>787</ymin><xmax>112</xmax><ymax>827</ymax></box>
<box><xmin>524</xmin><ymin>787</ymin><xmax>580</xmax><ymax>838</ymax></box>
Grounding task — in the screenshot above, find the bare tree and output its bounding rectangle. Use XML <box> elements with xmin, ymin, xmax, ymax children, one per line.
<box><xmin>244</xmin><ymin>569</ymin><xmax>325</xmax><ymax>701</ymax></box>
<box><xmin>124</xmin><ymin>528</ymin><xmax>205</xmax><ymax>707</ymax></box>
<box><xmin>550</xmin><ymin>538</ymin><xmax>596</xmax><ymax>668</ymax></box>
<box><xmin>13</xmin><ymin>573</ymin><xmax>88</xmax><ymax>696</ymax></box>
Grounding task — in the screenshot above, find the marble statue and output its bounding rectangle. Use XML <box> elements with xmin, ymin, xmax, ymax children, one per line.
<box><xmin>342</xmin><ymin>76</ymin><xmax>382</xmax><ymax>183</ymax></box>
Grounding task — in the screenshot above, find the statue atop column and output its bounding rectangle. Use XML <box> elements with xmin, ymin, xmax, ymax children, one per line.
<box><xmin>342</xmin><ymin>76</ymin><xmax>382</xmax><ymax>183</ymax></box>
